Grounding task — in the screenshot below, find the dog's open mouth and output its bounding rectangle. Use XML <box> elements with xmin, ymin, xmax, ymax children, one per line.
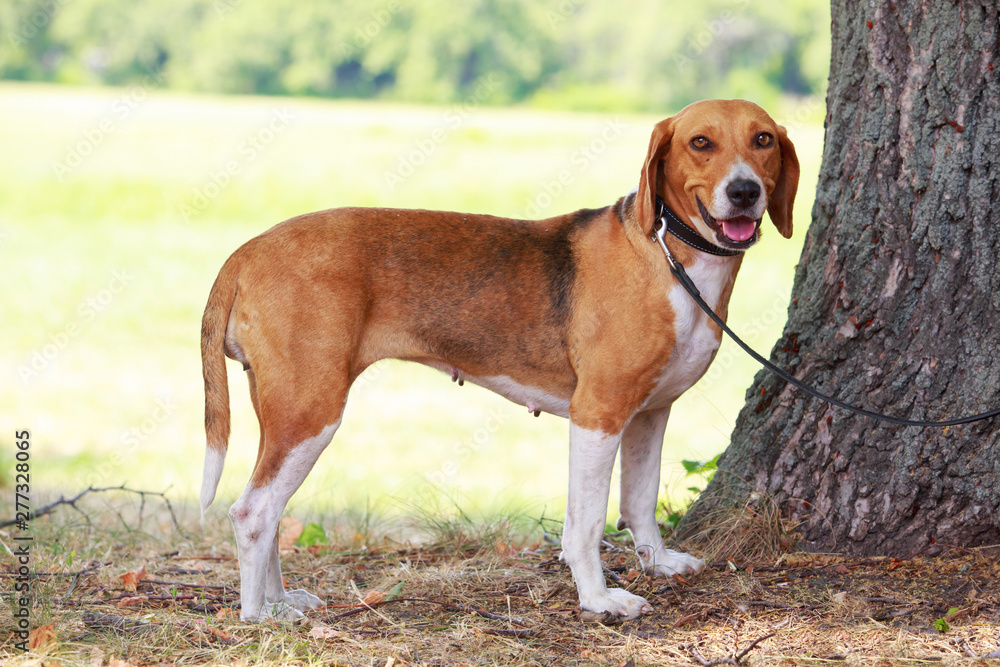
<box><xmin>696</xmin><ymin>197</ymin><xmax>760</xmax><ymax>248</ymax></box>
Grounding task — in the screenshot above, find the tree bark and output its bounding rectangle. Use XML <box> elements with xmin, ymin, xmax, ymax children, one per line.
<box><xmin>687</xmin><ymin>1</ymin><xmax>1000</xmax><ymax>555</ymax></box>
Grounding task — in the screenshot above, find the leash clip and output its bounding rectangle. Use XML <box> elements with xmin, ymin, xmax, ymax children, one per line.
<box><xmin>652</xmin><ymin>216</ymin><xmax>680</xmax><ymax>271</ymax></box>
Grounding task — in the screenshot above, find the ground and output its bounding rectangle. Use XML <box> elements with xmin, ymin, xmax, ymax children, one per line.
<box><xmin>1</xmin><ymin>494</ymin><xmax>998</xmax><ymax>666</ymax></box>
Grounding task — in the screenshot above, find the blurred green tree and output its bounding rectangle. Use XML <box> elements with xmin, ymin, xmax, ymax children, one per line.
<box><xmin>0</xmin><ymin>0</ymin><xmax>830</xmax><ymax>110</ymax></box>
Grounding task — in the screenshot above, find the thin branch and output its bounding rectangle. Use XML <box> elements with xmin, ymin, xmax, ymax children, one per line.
<box><xmin>0</xmin><ymin>485</ymin><xmax>183</xmax><ymax>534</ymax></box>
<box><xmin>325</xmin><ymin>596</ymin><xmax>530</xmax><ymax>627</ymax></box>
<box><xmin>734</xmin><ymin>632</ymin><xmax>776</xmax><ymax>662</ymax></box>
<box><xmin>682</xmin><ymin>630</ymin><xmax>777</xmax><ymax>666</ymax></box>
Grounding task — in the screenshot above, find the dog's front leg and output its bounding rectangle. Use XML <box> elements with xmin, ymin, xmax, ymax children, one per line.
<box><xmin>562</xmin><ymin>422</ymin><xmax>652</xmax><ymax>620</ymax></box>
<box><xmin>618</xmin><ymin>408</ymin><xmax>704</xmax><ymax>577</ymax></box>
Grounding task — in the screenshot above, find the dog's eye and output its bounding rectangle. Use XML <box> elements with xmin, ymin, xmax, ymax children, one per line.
<box><xmin>755</xmin><ymin>132</ymin><xmax>774</xmax><ymax>148</ymax></box>
<box><xmin>690</xmin><ymin>136</ymin><xmax>710</xmax><ymax>150</ymax></box>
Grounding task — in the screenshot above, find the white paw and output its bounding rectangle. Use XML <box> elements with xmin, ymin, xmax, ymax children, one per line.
<box><xmin>242</xmin><ymin>590</ymin><xmax>324</xmax><ymax>622</ymax></box>
<box><xmin>241</xmin><ymin>601</ymin><xmax>305</xmax><ymax>622</ymax></box>
<box><xmin>282</xmin><ymin>588</ymin><xmax>325</xmax><ymax>611</ymax></box>
<box><xmin>580</xmin><ymin>587</ymin><xmax>652</xmax><ymax>621</ymax></box>
<box><xmin>642</xmin><ymin>548</ymin><xmax>705</xmax><ymax>578</ymax></box>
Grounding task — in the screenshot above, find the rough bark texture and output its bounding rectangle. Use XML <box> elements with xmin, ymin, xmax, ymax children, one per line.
<box><xmin>688</xmin><ymin>1</ymin><xmax>1000</xmax><ymax>555</ymax></box>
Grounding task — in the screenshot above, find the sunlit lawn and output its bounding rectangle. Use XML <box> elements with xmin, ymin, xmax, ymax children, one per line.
<box><xmin>0</xmin><ymin>81</ymin><xmax>824</xmax><ymax>525</ymax></box>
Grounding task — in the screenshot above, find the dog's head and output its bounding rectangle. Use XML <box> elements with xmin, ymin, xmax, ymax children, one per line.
<box><xmin>636</xmin><ymin>99</ymin><xmax>799</xmax><ymax>249</ymax></box>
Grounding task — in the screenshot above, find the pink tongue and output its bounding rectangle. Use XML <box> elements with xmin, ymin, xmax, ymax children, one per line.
<box><xmin>721</xmin><ymin>218</ymin><xmax>756</xmax><ymax>242</ymax></box>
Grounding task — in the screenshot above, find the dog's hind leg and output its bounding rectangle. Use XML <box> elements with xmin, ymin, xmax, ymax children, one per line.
<box><xmin>229</xmin><ymin>372</ymin><xmax>347</xmax><ymax>621</ymax></box>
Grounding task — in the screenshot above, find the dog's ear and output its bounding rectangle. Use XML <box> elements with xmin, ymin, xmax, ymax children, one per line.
<box><xmin>767</xmin><ymin>125</ymin><xmax>799</xmax><ymax>239</ymax></box>
<box><xmin>635</xmin><ymin>118</ymin><xmax>674</xmax><ymax>237</ymax></box>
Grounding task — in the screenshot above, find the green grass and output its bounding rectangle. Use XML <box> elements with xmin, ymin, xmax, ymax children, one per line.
<box><xmin>0</xmin><ymin>81</ymin><xmax>824</xmax><ymax>522</ymax></box>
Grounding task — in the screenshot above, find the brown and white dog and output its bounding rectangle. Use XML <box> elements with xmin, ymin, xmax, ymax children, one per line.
<box><xmin>199</xmin><ymin>99</ymin><xmax>799</xmax><ymax>621</ymax></box>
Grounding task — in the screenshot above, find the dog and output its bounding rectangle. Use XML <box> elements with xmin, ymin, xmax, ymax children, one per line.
<box><xmin>199</xmin><ymin>98</ymin><xmax>799</xmax><ymax>622</ymax></box>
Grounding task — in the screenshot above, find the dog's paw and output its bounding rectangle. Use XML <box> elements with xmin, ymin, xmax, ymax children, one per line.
<box><xmin>241</xmin><ymin>602</ymin><xmax>305</xmax><ymax>622</ymax></box>
<box><xmin>642</xmin><ymin>548</ymin><xmax>705</xmax><ymax>578</ymax></box>
<box><xmin>579</xmin><ymin>588</ymin><xmax>652</xmax><ymax>621</ymax></box>
<box><xmin>282</xmin><ymin>589</ymin><xmax>325</xmax><ymax>611</ymax></box>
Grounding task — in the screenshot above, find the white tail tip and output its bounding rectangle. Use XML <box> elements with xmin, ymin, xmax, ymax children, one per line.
<box><xmin>200</xmin><ymin>444</ymin><xmax>226</xmax><ymax>522</ymax></box>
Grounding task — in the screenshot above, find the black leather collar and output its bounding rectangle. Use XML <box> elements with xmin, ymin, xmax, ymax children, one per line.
<box><xmin>656</xmin><ymin>197</ymin><xmax>743</xmax><ymax>257</ymax></box>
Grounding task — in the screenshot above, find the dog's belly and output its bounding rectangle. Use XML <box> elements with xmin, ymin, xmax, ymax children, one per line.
<box><xmin>423</xmin><ymin>361</ymin><xmax>572</xmax><ymax>418</ymax></box>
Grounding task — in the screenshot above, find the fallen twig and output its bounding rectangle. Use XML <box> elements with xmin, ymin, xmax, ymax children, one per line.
<box><xmin>140</xmin><ymin>578</ymin><xmax>235</xmax><ymax>592</ymax></box>
<box><xmin>83</xmin><ymin>612</ymin><xmax>157</xmax><ymax>636</ymax></box>
<box><xmin>481</xmin><ymin>627</ymin><xmax>540</xmax><ymax>638</ymax></box>
<box><xmin>325</xmin><ymin>596</ymin><xmax>530</xmax><ymax>627</ymax></box>
<box><xmin>0</xmin><ymin>485</ymin><xmax>183</xmax><ymax>534</ymax></box>
<box><xmin>683</xmin><ymin>630</ymin><xmax>777</xmax><ymax>666</ymax></box>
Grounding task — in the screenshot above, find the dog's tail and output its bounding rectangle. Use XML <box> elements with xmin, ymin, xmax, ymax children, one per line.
<box><xmin>199</xmin><ymin>255</ymin><xmax>240</xmax><ymax>519</ymax></box>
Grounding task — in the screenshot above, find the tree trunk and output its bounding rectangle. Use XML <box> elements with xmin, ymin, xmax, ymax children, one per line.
<box><xmin>686</xmin><ymin>1</ymin><xmax>1000</xmax><ymax>555</ymax></box>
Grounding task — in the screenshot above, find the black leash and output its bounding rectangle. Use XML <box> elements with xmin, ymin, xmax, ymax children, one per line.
<box><xmin>651</xmin><ymin>206</ymin><xmax>1000</xmax><ymax>427</ymax></box>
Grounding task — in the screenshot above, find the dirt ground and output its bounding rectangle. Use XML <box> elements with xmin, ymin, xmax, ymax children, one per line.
<box><xmin>1</xmin><ymin>498</ymin><xmax>999</xmax><ymax>666</ymax></box>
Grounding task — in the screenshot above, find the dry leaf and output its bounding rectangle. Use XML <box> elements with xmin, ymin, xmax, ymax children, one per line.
<box><xmin>278</xmin><ymin>517</ymin><xmax>304</xmax><ymax>550</ymax></box>
<box><xmin>108</xmin><ymin>658</ymin><xmax>137</xmax><ymax>667</ymax></box>
<box><xmin>625</xmin><ymin>569</ymin><xmax>642</xmax><ymax>581</ymax></box>
<box><xmin>116</xmin><ymin>596</ymin><xmax>148</xmax><ymax>608</ymax></box>
<box><xmin>119</xmin><ymin>565</ymin><xmax>147</xmax><ymax>592</ymax></box>
<box><xmin>89</xmin><ymin>647</ymin><xmax>105</xmax><ymax>667</ymax></box>
<box><xmin>215</xmin><ymin>607</ymin><xmax>238</xmax><ymax>619</ymax></box>
<box><xmin>309</xmin><ymin>624</ymin><xmax>345</xmax><ymax>641</ymax></box>
<box><xmin>41</xmin><ymin>660</ymin><xmax>64</xmax><ymax>667</ymax></box>
<box><xmin>28</xmin><ymin>623</ymin><xmax>57</xmax><ymax>651</ymax></box>
<box><xmin>362</xmin><ymin>590</ymin><xmax>387</xmax><ymax>606</ymax></box>
<box><xmin>206</xmin><ymin>626</ymin><xmax>234</xmax><ymax>643</ymax></box>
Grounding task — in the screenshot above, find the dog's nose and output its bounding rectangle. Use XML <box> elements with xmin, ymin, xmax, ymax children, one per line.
<box><xmin>725</xmin><ymin>179</ymin><xmax>761</xmax><ymax>209</ymax></box>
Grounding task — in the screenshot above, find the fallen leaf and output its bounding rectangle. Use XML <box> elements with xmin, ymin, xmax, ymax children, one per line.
<box><xmin>832</xmin><ymin>592</ymin><xmax>848</xmax><ymax>604</ymax></box>
<box><xmin>385</xmin><ymin>581</ymin><xmax>405</xmax><ymax>601</ymax></box>
<box><xmin>41</xmin><ymin>660</ymin><xmax>64</xmax><ymax>667</ymax></box>
<box><xmin>116</xmin><ymin>596</ymin><xmax>148</xmax><ymax>608</ymax></box>
<box><xmin>309</xmin><ymin>624</ymin><xmax>345</xmax><ymax>640</ymax></box>
<box><xmin>362</xmin><ymin>589</ymin><xmax>387</xmax><ymax>606</ymax></box>
<box><xmin>215</xmin><ymin>607</ymin><xmax>238</xmax><ymax>619</ymax></box>
<box><xmin>108</xmin><ymin>658</ymin><xmax>137</xmax><ymax>667</ymax></box>
<box><xmin>278</xmin><ymin>517</ymin><xmax>304</xmax><ymax>550</ymax></box>
<box><xmin>295</xmin><ymin>522</ymin><xmax>326</xmax><ymax>547</ymax></box>
<box><xmin>28</xmin><ymin>623</ymin><xmax>57</xmax><ymax>651</ymax></box>
<box><xmin>206</xmin><ymin>626</ymin><xmax>234</xmax><ymax>643</ymax></box>
<box><xmin>89</xmin><ymin>647</ymin><xmax>105</xmax><ymax>667</ymax></box>
<box><xmin>625</xmin><ymin>569</ymin><xmax>642</xmax><ymax>581</ymax></box>
<box><xmin>119</xmin><ymin>565</ymin><xmax>147</xmax><ymax>592</ymax></box>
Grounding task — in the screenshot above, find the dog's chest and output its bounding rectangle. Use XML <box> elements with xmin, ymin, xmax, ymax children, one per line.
<box><xmin>642</xmin><ymin>260</ymin><xmax>731</xmax><ymax>410</ymax></box>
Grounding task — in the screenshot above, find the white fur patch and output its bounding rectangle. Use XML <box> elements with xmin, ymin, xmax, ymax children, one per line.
<box><xmin>710</xmin><ymin>157</ymin><xmax>767</xmax><ymax>221</ymax></box>
<box><xmin>642</xmin><ymin>256</ymin><xmax>730</xmax><ymax>409</ymax></box>
<box><xmin>426</xmin><ymin>362</ymin><xmax>571</xmax><ymax>417</ymax></box>
<box><xmin>200</xmin><ymin>444</ymin><xmax>227</xmax><ymax>521</ymax></box>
